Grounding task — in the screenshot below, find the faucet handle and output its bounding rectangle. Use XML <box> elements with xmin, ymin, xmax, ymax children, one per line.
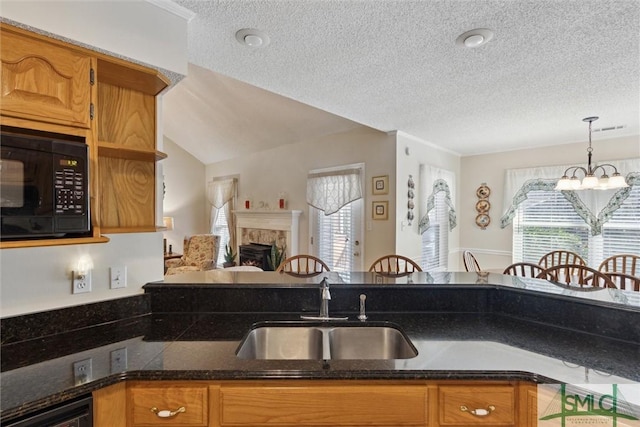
<box><xmin>320</xmin><ymin>277</ymin><xmax>329</xmax><ymax>288</ymax></box>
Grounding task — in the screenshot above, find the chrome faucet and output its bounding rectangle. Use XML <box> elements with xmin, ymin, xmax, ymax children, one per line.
<box><xmin>319</xmin><ymin>277</ymin><xmax>331</xmax><ymax>318</ymax></box>
<box><xmin>301</xmin><ymin>277</ymin><xmax>348</xmax><ymax>321</ymax></box>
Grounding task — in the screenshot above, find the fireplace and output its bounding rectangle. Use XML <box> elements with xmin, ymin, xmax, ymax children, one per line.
<box><xmin>239</xmin><ymin>243</ymin><xmax>273</xmax><ymax>271</ymax></box>
<box><xmin>233</xmin><ymin>210</ymin><xmax>302</xmax><ymax>262</ymax></box>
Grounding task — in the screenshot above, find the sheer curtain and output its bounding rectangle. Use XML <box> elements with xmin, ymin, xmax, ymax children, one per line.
<box><xmin>207</xmin><ymin>178</ymin><xmax>237</xmax><ymax>249</ymax></box>
<box><xmin>306</xmin><ymin>168</ymin><xmax>363</xmax><ymax>215</ymax></box>
<box><xmin>500</xmin><ymin>158</ymin><xmax>640</xmax><ymax>235</ymax></box>
<box><xmin>418</xmin><ymin>164</ymin><xmax>457</xmax><ymax>234</ymax></box>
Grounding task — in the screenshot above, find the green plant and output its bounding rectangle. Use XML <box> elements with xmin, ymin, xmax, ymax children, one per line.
<box><xmin>268</xmin><ymin>242</ymin><xmax>286</xmax><ymax>270</ymax></box>
<box><xmin>224</xmin><ymin>244</ymin><xmax>236</xmax><ymax>263</ymax></box>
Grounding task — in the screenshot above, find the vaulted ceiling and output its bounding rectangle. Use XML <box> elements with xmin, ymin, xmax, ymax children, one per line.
<box><xmin>163</xmin><ymin>0</ymin><xmax>640</xmax><ymax>165</ymax></box>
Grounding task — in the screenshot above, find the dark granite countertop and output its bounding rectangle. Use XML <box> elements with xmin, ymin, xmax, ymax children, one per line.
<box><xmin>1</xmin><ymin>272</ymin><xmax>639</xmax><ymax>423</ymax></box>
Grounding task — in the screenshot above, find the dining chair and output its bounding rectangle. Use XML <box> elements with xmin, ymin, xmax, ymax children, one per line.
<box><xmin>538</xmin><ymin>250</ymin><xmax>586</xmax><ymax>269</ymax></box>
<box><xmin>598</xmin><ymin>254</ymin><xmax>640</xmax><ymax>277</ymax></box>
<box><xmin>276</xmin><ymin>254</ymin><xmax>330</xmax><ymax>276</ymax></box>
<box><xmin>368</xmin><ymin>255</ymin><xmax>422</xmax><ymax>276</ymax></box>
<box><xmin>536</xmin><ymin>264</ymin><xmax>616</xmax><ymax>289</ymax></box>
<box><xmin>462</xmin><ymin>251</ymin><xmax>482</xmax><ymax>273</ymax></box>
<box><xmin>502</xmin><ymin>262</ymin><xmax>544</xmax><ymax>278</ymax></box>
<box><xmin>602</xmin><ymin>272</ymin><xmax>640</xmax><ymax>292</ymax></box>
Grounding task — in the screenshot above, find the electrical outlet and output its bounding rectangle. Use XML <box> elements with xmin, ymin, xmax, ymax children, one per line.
<box><xmin>72</xmin><ymin>270</ymin><xmax>92</xmax><ymax>294</ymax></box>
<box><xmin>110</xmin><ymin>266</ymin><xmax>127</xmax><ymax>289</ymax></box>
<box><xmin>110</xmin><ymin>348</ymin><xmax>128</xmax><ymax>373</ymax></box>
<box><xmin>73</xmin><ymin>358</ymin><xmax>92</xmax><ymax>385</ymax></box>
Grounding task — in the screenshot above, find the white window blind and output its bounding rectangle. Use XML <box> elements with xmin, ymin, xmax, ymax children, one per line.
<box><xmin>312</xmin><ymin>202</ymin><xmax>356</xmax><ymax>272</ymax></box>
<box><xmin>513</xmin><ymin>187</ymin><xmax>640</xmax><ymax>267</ymax></box>
<box><xmin>602</xmin><ymin>185</ymin><xmax>640</xmax><ymax>262</ymax></box>
<box><xmin>420</xmin><ymin>191</ymin><xmax>448</xmax><ymax>271</ymax></box>
<box><xmin>212</xmin><ymin>203</ymin><xmax>230</xmax><ymax>267</ymax></box>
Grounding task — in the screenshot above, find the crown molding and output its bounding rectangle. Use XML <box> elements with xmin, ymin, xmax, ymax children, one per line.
<box><xmin>145</xmin><ymin>0</ymin><xmax>196</xmax><ymax>22</ymax></box>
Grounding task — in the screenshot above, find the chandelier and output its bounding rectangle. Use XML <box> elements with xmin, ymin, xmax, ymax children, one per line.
<box><xmin>555</xmin><ymin>116</ymin><xmax>628</xmax><ymax>191</ymax></box>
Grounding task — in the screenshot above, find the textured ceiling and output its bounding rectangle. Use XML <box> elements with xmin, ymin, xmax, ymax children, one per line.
<box><xmin>165</xmin><ymin>0</ymin><xmax>640</xmax><ymax>164</ymax></box>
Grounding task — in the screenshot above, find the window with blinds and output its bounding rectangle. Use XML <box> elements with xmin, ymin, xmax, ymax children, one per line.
<box><xmin>212</xmin><ymin>204</ymin><xmax>230</xmax><ymax>267</ymax></box>
<box><xmin>513</xmin><ymin>186</ymin><xmax>640</xmax><ymax>266</ymax></box>
<box><xmin>312</xmin><ymin>201</ymin><xmax>355</xmax><ymax>272</ymax></box>
<box><xmin>420</xmin><ymin>191</ymin><xmax>448</xmax><ymax>271</ymax></box>
<box><xmin>602</xmin><ymin>185</ymin><xmax>640</xmax><ymax>259</ymax></box>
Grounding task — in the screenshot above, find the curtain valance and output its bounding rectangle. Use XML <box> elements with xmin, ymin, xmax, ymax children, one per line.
<box><xmin>418</xmin><ymin>164</ymin><xmax>457</xmax><ymax>234</ymax></box>
<box><xmin>500</xmin><ymin>159</ymin><xmax>640</xmax><ymax>235</ymax></box>
<box><xmin>306</xmin><ymin>168</ymin><xmax>363</xmax><ymax>215</ymax></box>
<box><xmin>207</xmin><ymin>178</ymin><xmax>236</xmax><ymax>209</ymax></box>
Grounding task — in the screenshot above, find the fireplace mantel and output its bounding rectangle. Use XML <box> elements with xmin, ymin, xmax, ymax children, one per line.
<box><xmin>233</xmin><ymin>210</ymin><xmax>302</xmax><ymax>258</ymax></box>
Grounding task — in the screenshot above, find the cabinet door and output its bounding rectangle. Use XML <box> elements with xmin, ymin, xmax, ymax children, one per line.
<box><xmin>438</xmin><ymin>385</ymin><xmax>515</xmax><ymax>426</ymax></box>
<box><xmin>1</xmin><ymin>28</ymin><xmax>92</xmax><ymax>128</ymax></box>
<box><xmin>215</xmin><ymin>382</ymin><xmax>428</xmax><ymax>426</ymax></box>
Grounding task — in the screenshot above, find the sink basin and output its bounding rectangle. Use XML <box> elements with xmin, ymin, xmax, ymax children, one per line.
<box><xmin>235</xmin><ymin>322</ymin><xmax>418</xmax><ymax>360</ymax></box>
<box><xmin>327</xmin><ymin>326</ymin><xmax>418</xmax><ymax>359</ymax></box>
<box><xmin>235</xmin><ymin>326</ymin><xmax>324</xmax><ymax>360</ymax></box>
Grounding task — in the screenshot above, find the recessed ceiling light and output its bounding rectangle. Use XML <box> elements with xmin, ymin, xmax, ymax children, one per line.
<box><xmin>235</xmin><ymin>28</ymin><xmax>270</xmax><ymax>48</ymax></box>
<box><xmin>455</xmin><ymin>28</ymin><xmax>494</xmax><ymax>48</ymax></box>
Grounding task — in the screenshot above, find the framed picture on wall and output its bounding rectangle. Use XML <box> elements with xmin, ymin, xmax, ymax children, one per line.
<box><xmin>372</xmin><ymin>201</ymin><xmax>388</xmax><ymax>220</ymax></box>
<box><xmin>372</xmin><ymin>175</ymin><xmax>389</xmax><ymax>195</ymax></box>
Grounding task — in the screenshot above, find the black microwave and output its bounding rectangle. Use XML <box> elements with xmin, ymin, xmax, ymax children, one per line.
<box><xmin>1</xmin><ymin>127</ymin><xmax>91</xmax><ymax>240</ymax></box>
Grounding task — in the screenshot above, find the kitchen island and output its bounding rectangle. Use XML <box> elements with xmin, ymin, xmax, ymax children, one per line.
<box><xmin>1</xmin><ymin>272</ymin><xmax>639</xmax><ymax>424</ymax></box>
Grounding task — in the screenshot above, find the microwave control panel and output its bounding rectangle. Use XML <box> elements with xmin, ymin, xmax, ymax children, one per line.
<box><xmin>54</xmin><ymin>159</ymin><xmax>86</xmax><ymax>215</ymax></box>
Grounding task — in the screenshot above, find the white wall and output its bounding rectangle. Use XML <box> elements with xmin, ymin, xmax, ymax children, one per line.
<box><xmin>394</xmin><ymin>132</ymin><xmax>462</xmax><ymax>269</ymax></box>
<box><xmin>0</xmin><ymin>0</ymin><xmax>189</xmax><ymax>74</ymax></box>
<box><xmin>162</xmin><ymin>137</ymin><xmax>208</xmax><ymax>253</ymax></box>
<box><xmin>459</xmin><ymin>135</ymin><xmax>640</xmax><ymax>272</ymax></box>
<box><xmin>204</xmin><ymin>127</ymin><xmax>397</xmax><ymax>269</ymax></box>
<box><xmin>0</xmin><ymin>234</ymin><xmax>164</xmax><ymax>318</ymax></box>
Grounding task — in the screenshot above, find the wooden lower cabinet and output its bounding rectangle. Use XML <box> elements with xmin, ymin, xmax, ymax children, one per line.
<box><xmin>214</xmin><ymin>380</ymin><xmax>431</xmax><ymax>426</ymax></box>
<box><xmin>93</xmin><ymin>379</ymin><xmax>538</xmax><ymax>427</ymax></box>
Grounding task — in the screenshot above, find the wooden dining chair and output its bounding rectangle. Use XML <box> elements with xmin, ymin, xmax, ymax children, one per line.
<box><xmin>462</xmin><ymin>251</ymin><xmax>481</xmax><ymax>273</ymax></box>
<box><xmin>536</xmin><ymin>264</ymin><xmax>616</xmax><ymax>289</ymax></box>
<box><xmin>538</xmin><ymin>250</ymin><xmax>586</xmax><ymax>269</ymax></box>
<box><xmin>368</xmin><ymin>255</ymin><xmax>422</xmax><ymax>276</ymax></box>
<box><xmin>276</xmin><ymin>254</ymin><xmax>330</xmax><ymax>276</ymax></box>
<box><xmin>602</xmin><ymin>272</ymin><xmax>640</xmax><ymax>292</ymax></box>
<box><xmin>503</xmin><ymin>262</ymin><xmax>544</xmax><ymax>278</ymax></box>
<box><xmin>598</xmin><ymin>254</ymin><xmax>640</xmax><ymax>277</ymax></box>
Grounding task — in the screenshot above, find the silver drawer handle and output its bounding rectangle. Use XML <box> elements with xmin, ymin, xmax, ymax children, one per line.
<box><xmin>460</xmin><ymin>404</ymin><xmax>495</xmax><ymax>417</ymax></box>
<box><xmin>150</xmin><ymin>406</ymin><xmax>186</xmax><ymax>418</ymax></box>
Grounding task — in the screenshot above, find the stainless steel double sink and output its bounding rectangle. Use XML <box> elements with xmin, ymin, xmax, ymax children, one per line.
<box><xmin>236</xmin><ymin>321</ymin><xmax>418</xmax><ymax>360</ymax></box>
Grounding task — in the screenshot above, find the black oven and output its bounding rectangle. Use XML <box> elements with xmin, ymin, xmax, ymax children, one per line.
<box><xmin>0</xmin><ymin>127</ymin><xmax>91</xmax><ymax>240</ymax></box>
<box><xmin>3</xmin><ymin>395</ymin><xmax>93</xmax><ymax>427</ymax></box>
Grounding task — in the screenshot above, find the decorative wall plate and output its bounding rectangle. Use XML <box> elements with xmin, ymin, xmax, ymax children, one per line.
<box><xmin>475</xmin><ymin>199</ymin><xmax>490</xmax><ymax>213</ymax></box>
<box><xmin>475</xmin><ymin>213</ymin><xmax>491</xmax><ymax>229</ymax></box>
<box><xmin>476</xmin><ymin>184</ymin><xmax>491</xmax><ymax>199</ymax></box>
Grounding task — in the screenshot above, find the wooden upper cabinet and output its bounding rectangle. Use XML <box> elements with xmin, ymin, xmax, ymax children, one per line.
<box><xmin>0</xmin><ymin>23</ymin><xmax>170</xmax><ymax>243</ymax></box>
<box><xmin>0</xmin><ymin>27</ymin><xmax>92</xmax><ymax>128</ymax></box>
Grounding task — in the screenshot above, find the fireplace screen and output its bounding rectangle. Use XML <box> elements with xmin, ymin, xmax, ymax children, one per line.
<box><xmin>239</xmin><ymin>243</ymin><xmax>274</xmax><ymax>271</ymax></box>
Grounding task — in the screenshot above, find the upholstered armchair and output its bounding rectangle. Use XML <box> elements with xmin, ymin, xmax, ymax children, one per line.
<box><xmin>165</xmin><ymin>234</ymin><xmax>221</xmax><ymax>275</ymax></box>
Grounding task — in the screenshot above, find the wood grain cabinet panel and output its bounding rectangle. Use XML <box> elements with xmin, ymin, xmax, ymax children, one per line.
<box><xmin>97</xmin><ymin>82</ymin><xmax>155</xmax><ymax>150</ymax></box>
<box><xmin>128</xmin><ymin>382</ymin><xmax>208</xmax><ymax>427</ymax></box>
<box><xmin>0</xmin><ymin>28</ymin><xmax>92</xmax><ymax>128</ymax></box>
<box><xmin>438</xmin><ymin>385</ymin><xmax>515</xmax><ymax>426</ymax></box>
<box><xmin>98</xmin><ymin>156</ymin><xmax>155</xmax><ymax>231</ymax></box>
<box><xmin>216</xmin><ymin>382</ymin><xmax>429</xmax><ymax>426</ymax></box>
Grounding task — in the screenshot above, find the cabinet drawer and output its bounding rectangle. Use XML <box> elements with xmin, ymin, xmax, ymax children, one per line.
<box><xmin>217</xmin><ymin>383</ymin><xmax>428</xmax><ymax>426</ymax></box>
<box><xmin>438</xmin><ymin>385</ymin><xmax>515</xmax><ymax>426</ymax></box>
<box><xmin>128</xmin><ymin>382</ymin><xmax>208</xmax><ymax>426</ymax></box>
